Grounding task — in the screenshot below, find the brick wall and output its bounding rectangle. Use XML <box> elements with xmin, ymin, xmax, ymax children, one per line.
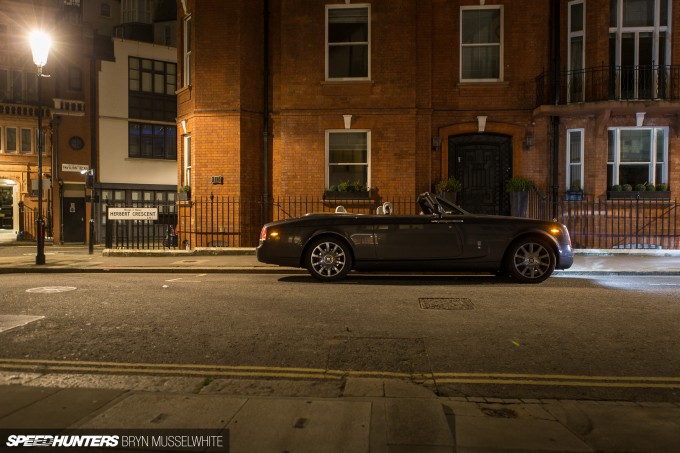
<box><xmin>180</xmin><ymin>0</ymin><xmax>679</xmax><ymax>209</ymax></box>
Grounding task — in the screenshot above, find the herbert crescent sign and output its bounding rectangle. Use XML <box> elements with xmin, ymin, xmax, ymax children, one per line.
<box><xmin>107</xmin><ymin>207</ymin><xmax>158</xmax><ymax>220</ymax></box>
<box><xmin>62</xmin><ymin>164</ymin><xmax>89</xmax><ymax>173</ymax></box>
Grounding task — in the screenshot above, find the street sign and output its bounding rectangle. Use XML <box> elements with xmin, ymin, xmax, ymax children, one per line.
<box><xmin>62</xmin><ymin>164</ymin><xmax>89</xmax><ymax>173</ymax></box>
<box><xmin>107</xmin><ymin>207</ymin><xmax>158</xmax><ymax>220</ymax></box>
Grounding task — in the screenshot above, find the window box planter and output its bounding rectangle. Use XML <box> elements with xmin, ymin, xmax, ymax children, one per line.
<box><xmin>178</xmin><ymin>191</ymin><xmax>191</xmax><ymax>201</ymax></box>
<box><xmin>607</xmin><ymin>191</ymin><xmax>670</xmax><ymax>200</ymax></box>
<box><xmin>565</xmin><ymin>191</ymin><xmax>584</xmax><ymax>201</ymax></box>
<box><xmin>323</xmin><ymin>190</ymin><xmax>371</xmax><ymax>200</ymax></box>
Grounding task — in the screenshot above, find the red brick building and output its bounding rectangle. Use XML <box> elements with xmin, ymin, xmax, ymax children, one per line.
<box><xmin>177</xmin><ymin>0</ymin><xmax>679</xmax><ymax>228</ymax></box>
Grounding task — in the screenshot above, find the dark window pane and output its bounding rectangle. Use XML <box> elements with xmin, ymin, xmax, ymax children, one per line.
<box><xmin>153</xmin><ymin>126</ymin><xmax>165</xmax><ymax>158</ymax></box>
<box><xmin>328</xmin><ymin>8</ymin><xmax>368</xmax><ymax>43</ymax></box>
<box><xmin>328</xmin><ymin>45</ymin><xmax>368</xmax><ymax>78</ymax></box>
<box><xmin>623</xmin><ymin>0</ymin><xmax>654</xmax><ymax>27</ymax></box>
<box><xmin>570</xmin><ymin>2</ymin><xmax>584</xmax><ymax>32</ymax></box>
<box><xmin>462</xmin><ymin>9</ymin><xmax>500</xmax><ymax>44</ymax></box>
<box><xmin>129</xmin><ymin>123</ymin><xmax>141</xmax><ymax>157</ymax></box>
<box><xmin>141</xmin><ymin>124</ymin><xmax>153</xmax><ymax>157</ymax></box>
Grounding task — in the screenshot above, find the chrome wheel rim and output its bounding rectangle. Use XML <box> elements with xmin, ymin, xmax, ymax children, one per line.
<box><xmin>513</xmin><ymin>242</ymin><xmax>551</xmax><ymax>279</ymax></box>
<box><xmin>310</xmin><ymin>242</ymin><xmax>347</xmax><ymax>277</ymax></box>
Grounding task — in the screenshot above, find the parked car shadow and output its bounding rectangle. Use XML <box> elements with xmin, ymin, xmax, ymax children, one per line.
<box><xmin>278</xmin><ymin>273</ymin><xmax>598</xmax><ymax>287</ymax></box>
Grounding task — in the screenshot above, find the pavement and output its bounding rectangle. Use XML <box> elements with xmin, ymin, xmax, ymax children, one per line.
<box><xmin>0</xmin><ymin>233</ymin><xmax>679</xmax><ymax>452</ymax></box>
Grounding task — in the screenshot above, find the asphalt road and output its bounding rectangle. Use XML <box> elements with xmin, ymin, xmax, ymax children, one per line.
<box><xmin>1</xmin><ymin>273</ymin><xmax>679</xmax><ymax>402</ymax></box>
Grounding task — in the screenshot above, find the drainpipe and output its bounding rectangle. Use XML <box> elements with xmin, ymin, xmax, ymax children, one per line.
<box><xmin>550</xmin><ymin>0</ymin><xmax>561</xmax><ymax>219</ymax></box>
<box><xmin>262</xmin><ymin>0</ymin><xmax>270</xmax><ymax>223</ymax></box>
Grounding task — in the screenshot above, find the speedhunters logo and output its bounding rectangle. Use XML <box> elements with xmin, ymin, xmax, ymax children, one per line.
<box><xmin>1</xmin><ymin>430</ymin><xmax>229</xmax><ymax>451</ymax></box>
<box><xmin>6</xmin><ymin>435</ymin><xmax>118</xmax><ymax>448</ymax></box>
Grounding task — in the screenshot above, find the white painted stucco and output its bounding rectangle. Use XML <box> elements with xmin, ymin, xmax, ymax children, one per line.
<box><xmin>98</xmin><ymin>38</ymin><xmax>177</xmax><ymax>186</ymax></box>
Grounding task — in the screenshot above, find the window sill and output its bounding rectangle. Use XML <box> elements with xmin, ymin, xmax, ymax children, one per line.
<box><xmin>607</xmin><ymin>191</ymin><xmax>671</xmax><ymax>200</ymax></box>
<box><xmin>323</xmin><ymin>191</ymin><xmax>371</xmax><ymax>201</ymax></box>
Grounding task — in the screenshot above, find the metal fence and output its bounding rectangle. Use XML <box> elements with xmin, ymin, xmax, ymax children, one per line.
<box><xmin>102</xmin><ymin>194</ymin><xmax>680</xmax><ymax>251</ymax></box>
<box><xmin>535</xmin><ymin>65</ymin><xmax>680</xmax><ymax>106</ymax></box>
<box><xmin>552</xmin><ymin>196</ymin><xmax>679</xmax><ymax>250</ymax></box>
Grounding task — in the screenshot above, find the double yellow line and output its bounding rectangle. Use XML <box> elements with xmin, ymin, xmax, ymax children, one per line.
<box><xmin>1</xmin><ymin>358</ymin><xmax>679</xmax><ymax>389</ymax></box>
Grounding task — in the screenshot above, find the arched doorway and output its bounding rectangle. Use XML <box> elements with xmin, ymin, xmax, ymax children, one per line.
<box><xmin>448</xmin><ymin>133</ymin><xmax>512</xmax><ymax>215</ymax></box>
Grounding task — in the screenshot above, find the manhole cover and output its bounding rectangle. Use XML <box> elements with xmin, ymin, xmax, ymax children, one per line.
<box><xmin>26</xmin><ymin>286</ymin><xmax>77</xmax><ymax>293</ymax></box>
<box><xmin>481</xmin><ymin>407</ymin><xmax>518</xmax><ymax>418</ymax></box>
<box><xmin>419</xmin><ymin>298</ymin><xmax>474</xmax><ymax>310</ymax></box>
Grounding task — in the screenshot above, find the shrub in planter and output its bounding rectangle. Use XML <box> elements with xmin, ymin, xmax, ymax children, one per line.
<box><xmin>622</xmin><ymin>184</ymin><xmax>633</xmax><ymax>192</ymax></box>
<box><xmin>505</xmin><ymin>176</ymin><xmax>534</xmax><ymax>217</ymax></box>
<box><xmin>611</xmin><ymin>184</ymin><xmax>622</xmax><ymax>192</ymax></box>
<box><xmin>505</xmin><ymin>176</ymin><xmax>534</xmax><ymax>192</ymax></box>
<box><xmin>656</xmin><ymin>183</ymin><xmax>669</xmax><ymax>192</ymax></box>
<box><xmin>634</xmin><ymin>183</ymin><xmax>647</xmax><ymax>192</ymax></box>
<box><xmin>436</xmin><ymin>177</ymin><xmax>462</xmax><ymax>193</ymax></box>
<box><xmin>646</xmin><ymin>184</ymin><xmax>656</xmax><ymax>192</ymax></box>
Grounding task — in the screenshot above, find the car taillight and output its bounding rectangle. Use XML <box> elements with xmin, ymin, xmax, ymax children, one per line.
<box><xmin>260</xmin><ymin>226</ymin><xmax>267</xmax><ymax>241</ymax></box>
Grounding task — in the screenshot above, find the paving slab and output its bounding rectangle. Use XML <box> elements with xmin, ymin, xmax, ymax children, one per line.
<box><xmin>385</xmin><ymin>398</ymin><xmax>454</xmax><ymax>451</ymax></box>
<box><xmin>227</xmin><ymin>398</ymin><xmax>371</xmax><ymax>453</ymax></box>
<box><xmin>0</xmin><ymin>388</ymin><xmax>124</xmax><ymax>429</ymax></box>
<box><xmin>0</xmin><ymin>385</ymin><xmax>60</xmax><ymax>419</ymax></box>
<box><xmin>77</xmin><ymin>393</ymin><xmax>246</xmax><ymax>429</ymax></box>
<box><xmin>552</xmin><ymin>403</ymin><xmax>680</xmax><ymax>453</ymax></box>
<box><xmin>454</xmin><ymin>416</ymin><xmax>593</xmax><ymax>453</ymax></box>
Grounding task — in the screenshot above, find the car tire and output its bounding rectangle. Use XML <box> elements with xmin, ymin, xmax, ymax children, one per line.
<box><xmin>505</xmin><ymin>237</ymin><xmax>555</xmax><ymax>284</ymax></box>
<box><xmin>305</xmin><ymin>237</ymin><xmax>352</xmax><ymax>282</ymax></box>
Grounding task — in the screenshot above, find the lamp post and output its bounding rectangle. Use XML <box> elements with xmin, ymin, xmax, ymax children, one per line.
<box><xmin>29</xmin><ymin>31</ymin><xmax>51</xmax><ymax>265</ymax></box>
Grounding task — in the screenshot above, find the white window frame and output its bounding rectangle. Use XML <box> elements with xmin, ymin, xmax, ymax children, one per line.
<box><xmin>609</xmin><ymin>0</ymin><xmax>672</xmax><ymax>99</ymax></box>
<box><xmin>183</xmin><ymin>134</ymin><xmax>191</xmax><ymax>187</ymax></box>
<box><xmin>183</xmin><ymin>15</ymin><xmax>192</xmax><ymax>87</ymax></box>
<box><xmin>325</xmin><ymin>130</ymin><xmax>371</xmax><ymax>190</ymax></box>
<box><xmin>5</xmin><ymin>127</ymin><xmax>16</xmax><ymax>153</ymax></box>
<box><xmin>325</xmin><ymin>4</ymin><xmax>371</xmax><ymax>81</ymax></box>
<box><xmin>20</xmin><ymin>128</ymin><xmax>32</xmax><ymax>154</ymax></box>
<box><xmin>607</xmin><ymin>127</ymin><xmax>668</xmax><ymax>187</ymax></box>
<box><xmin>566</xmin><ymin>129</ymin><xmax>584</xmax><ymax>191</ymax></box>
<box><xmin>460</xmin><ymin>5</ymin><xmax>504</xmax><ymax>82</ymax></box>
<box><xmin>568</xmin><ymin>0</ymin><xmax>585</xmax><ymax>102</ymax></box>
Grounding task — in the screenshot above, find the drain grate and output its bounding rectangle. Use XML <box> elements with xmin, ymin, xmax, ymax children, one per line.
<box><xmin>481</xmin><ymin>407</ymin><xmax>518</xmax><ymax>418</ymax></box>
<box><xmin>419</xmin><ymin>298</ymin><xmax>474</xmax><ymax>310</ymax></box>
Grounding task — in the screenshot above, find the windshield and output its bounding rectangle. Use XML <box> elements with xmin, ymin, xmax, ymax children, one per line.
<box><xmin>434</xmin><ymin>195</ymin><xmax>468</xmax><ymax>215</ymax></box>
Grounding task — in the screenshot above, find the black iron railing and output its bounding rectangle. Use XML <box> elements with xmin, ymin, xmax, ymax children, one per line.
<box><xmin>102</xmin><ymin>194</ymin><xmax>680</xmax><ymax>251</ymax></box>
<box><xmin>536</xmin><ymin>65</ymin><xmax>680</xmax><ymax>106</ymax></box>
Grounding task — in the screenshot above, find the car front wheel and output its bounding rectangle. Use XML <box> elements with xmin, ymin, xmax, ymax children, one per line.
<box><xmin>505</xmin><ymin>238</ymin><xmax>555</xmax><ymax>283</ymax></box>
<box><xmin>305</xmin><ymin>237</ymin><xmax>352</xmax><ymax>281</ymax></box>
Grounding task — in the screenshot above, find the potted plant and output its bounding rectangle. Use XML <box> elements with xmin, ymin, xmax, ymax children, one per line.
<box><xmin>323</xmin><ymin>180</ymin><xmax>370</xmax><ymax>200</ymax></box>
<box><xmin>505</xmin><ymin>176</ymin><xmax>534</xmax><ymax>217</ymax></box>
<box><xmin>178</xmin><ymin>184</ymin><xmax>191</xmax><ymax>201</ymax></box>
<box><xmin>435</xmin><ymin>177</ymin><xmax>462</xmax><ymax>205</ymax></box>
<box><xmin>566</xmin><ymin>180</ymin><xmax>583</xmax><ymax>201</ymax></box>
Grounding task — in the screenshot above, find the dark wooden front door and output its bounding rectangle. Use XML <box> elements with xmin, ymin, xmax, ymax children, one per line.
<box><xmin>448</xmin><ymin>134</ymin><xmax>512</xmax><ymax>215</ymax></box>
<box><xmin>62</xmin><ymin>198</ymin><xmax>86</xmax><ymax>243</ymax></box>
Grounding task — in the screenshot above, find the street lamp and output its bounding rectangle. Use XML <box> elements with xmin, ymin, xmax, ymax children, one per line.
<box><xmin>29</xmin><ymin>31</ymin><xmax>51</xmax><ymax>265</ymax></box>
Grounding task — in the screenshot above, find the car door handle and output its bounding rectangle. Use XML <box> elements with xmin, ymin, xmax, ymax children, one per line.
<box><xmin>432</xmin><ymin>219</ymin><xmax>464</xmax><ymax>223</ymax></box>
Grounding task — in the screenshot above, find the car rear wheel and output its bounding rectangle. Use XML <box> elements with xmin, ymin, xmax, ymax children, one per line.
<box><xmin>505</xmin><ymin>238</ymin><xmax>555</xmax><ymax>283</ymax></box>
<box><xmin>305</xmin><ymin>237</ymin><xmax>352</xmax><ymax>282</ymax></box>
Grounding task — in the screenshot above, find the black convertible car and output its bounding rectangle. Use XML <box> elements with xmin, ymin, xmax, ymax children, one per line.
<box><xmin>257</xmin><ymin>192</ymin><xmax>573</xmax><ymax>283</ymax></box>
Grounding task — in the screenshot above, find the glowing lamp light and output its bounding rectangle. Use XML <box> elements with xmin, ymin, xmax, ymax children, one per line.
<box><xmin>29</xmin><ymin>31</ymin><xmax>51</xmax><ymax>68</ymax></box>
